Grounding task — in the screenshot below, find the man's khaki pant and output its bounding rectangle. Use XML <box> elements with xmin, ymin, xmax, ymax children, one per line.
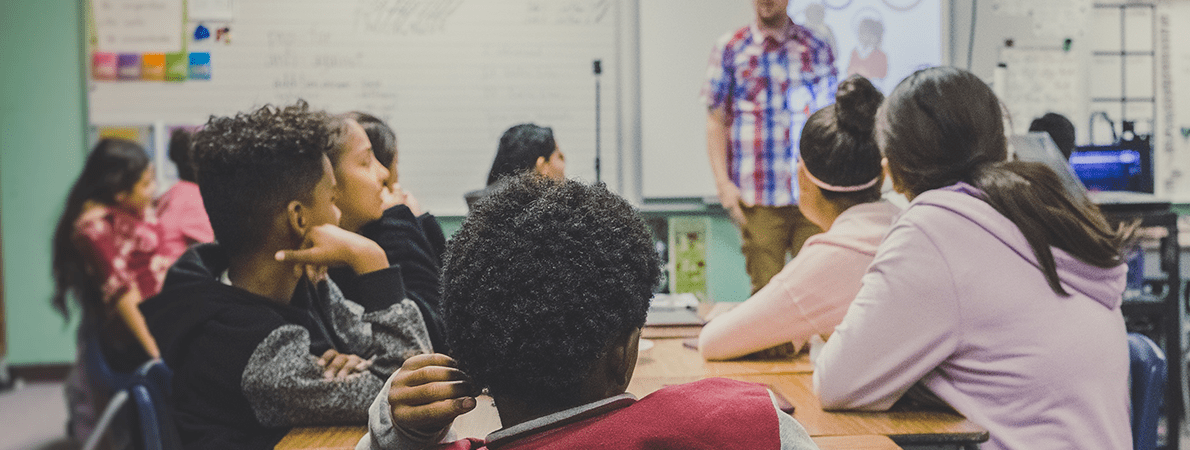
<box><xmin>739</xmin><ymin>204</ymin><xmax>822</xmax><ymax>294</ymax></box>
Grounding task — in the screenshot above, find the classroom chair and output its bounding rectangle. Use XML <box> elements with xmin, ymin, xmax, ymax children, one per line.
<box><xmin>81</xmin><ymin>331</ymin><xmax>134</xmax><ymax>450</ymax></box>
<box><xmin>128</xmin><ymin>359</ymin><xmax>182</xmax><ymax>450</ymax></box>
<box><xmin>1129</xmin><ymin>332</ymin><xmax>1167</xmax><ymax>450</ymax></box>
<box><xmin>81</xmin><ymin>331</ymin><xmax>181</xmax><ymax>450</ymax></box>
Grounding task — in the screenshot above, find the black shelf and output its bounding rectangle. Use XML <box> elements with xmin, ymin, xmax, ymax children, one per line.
<box><xmin>1104</xmin><ymin>205</ymin><xmax>1181</xmax><ymax>450</ymax></box>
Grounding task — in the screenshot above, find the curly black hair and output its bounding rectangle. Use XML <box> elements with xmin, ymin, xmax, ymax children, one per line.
<box><xmin>442</xmin><ymin>174</ymin><xmax>662</xmax><ymax>409</ymax></box>
<box><xmin>192</xmin><ymin>100</ymin><xmax>333</xmax><ymax>257</ymax></box>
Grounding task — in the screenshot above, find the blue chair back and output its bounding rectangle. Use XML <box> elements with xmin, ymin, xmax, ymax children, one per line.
<box><xmin>83</xmin><ymin>329</ymin><xmax>135</xmax><ymax>393</ymax></box>
<box><xmin>1128</xmin><ymin>332</ymin><xmax>1167</xmax><ymax>450</ymax></box>
<box><xmin>131</xmin><ymin>360</ymin><xmax>182</xmax><ymax>450</ymax></box>
<box><xmin>82</xmin><ymin>328</ymin><xmax>181</xmax><ymax>450</ymax></box>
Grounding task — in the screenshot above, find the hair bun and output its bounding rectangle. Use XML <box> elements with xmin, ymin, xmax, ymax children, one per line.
<box><xmin>834</xmin><ymin>75</ymin><xmax>884</xmax><ymax>136</ymax></box>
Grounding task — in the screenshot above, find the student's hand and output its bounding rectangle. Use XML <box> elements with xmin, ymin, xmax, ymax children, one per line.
<box><xmin>275</xmin><ymin>224</ymin><xmax>388</xmax><ymax>275</ymax></box>
<box><xmin>317</xmin><ymin>349</ymin><xmax>373</xmax><ymax>380</ymax></box>
<box><xmin>716</xmin><ymin>183</ymin><xmax>748</xmax><ymax>226</ymax></box>
<box><xmin>389</xmin><ymin>353</ymin><xmax>478</xmax><ymax>435</ymax></box>
<box><xmin>382</xmin><ymin>183</ymin><xmax>424</xmax><ymax>216</ymax></box>
<box><xmin>381</xmin><ymin>183</ymin><xmax>406</xmax><ymax>211</ymax></box>
<box><xmin>403</xmin><ymin>191</ymin><xmax>423</xmax><ymax>216</ymax></box>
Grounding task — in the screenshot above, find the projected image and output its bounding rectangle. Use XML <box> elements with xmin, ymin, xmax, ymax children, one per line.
<box><xmin>847</xmin><ymin>8</ymin><xmax>887</xmax><ymax>82</ymax></box>
<box><xmin>790</xmin><ymin>0</ymin><xmax>940</xmax><ymax>93</ymax></box>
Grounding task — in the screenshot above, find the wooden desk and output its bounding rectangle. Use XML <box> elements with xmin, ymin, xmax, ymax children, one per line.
<box><xmin>278</xmin><ymin>321</ymin><xmax>983</xmax><ymax>449</ymax></box>
<box><xmin>634</xmin><ymin>338</ymin><xmax>813</xmax><ymax>378</ymax></box>
<box><xmin>276</xmin><ymin>426</ymin><xmax>902</xmax><ymax>450</ymax></box>
<box><xmin>628</xmin><ymin>373</ymin><xmax>987</xmax><ymax>448</ymax></box>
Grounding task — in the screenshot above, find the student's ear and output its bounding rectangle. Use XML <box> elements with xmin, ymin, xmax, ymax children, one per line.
<box><xmin>606</xmin><ymin>328</ymin><xmax>640</xmax><ymax>390</ymax></box>
<box><xmin>534</xmin><ymin>156</ymin><xmax>548</xmax><ymax>175</ymax></box>
<box><xmin>286</xmin><ymin>200</ymin><xmax>311</xmax><ymax>237</ymax></box>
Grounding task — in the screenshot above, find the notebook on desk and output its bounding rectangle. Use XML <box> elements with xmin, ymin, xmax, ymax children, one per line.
<box><xmin>645</xmin><ymin>306</ymin><xmax>704</xmax><ymax>327</ymax></box>
<box><xmin>645</xmin><ymin>293</ymin><xmax>705</xmax><ymax>327</ymax></box>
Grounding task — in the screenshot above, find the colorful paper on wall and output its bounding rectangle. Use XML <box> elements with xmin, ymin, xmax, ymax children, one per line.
<box><xmin>141</xmin><ymin>53</ymin><xmax>166</xmax><ymax>81</ymax></box>
<box><xmin>117</xmin><ymin>53</ymin><xmax>141</xmax><ymax>80</ymax></box>
<box><xmin>165</xmin><ymin>52</ymin><xmax>188</xmax><ymax>81</ymax></box>
<box><xmin>188</xmin><ymin>52</ymin><xmax>212</xmax><ymax>80</ymax></box>
<box><xmin>92</xmin><ymin>52</ymin><xmax>118</xmax><ymax>80</ymax></box>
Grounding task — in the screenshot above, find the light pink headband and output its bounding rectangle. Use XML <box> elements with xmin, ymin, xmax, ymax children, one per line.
<box><xmin>803</xmin><ymin>165</ymin><xmax>881</xmax><ymax>193</ymax></box>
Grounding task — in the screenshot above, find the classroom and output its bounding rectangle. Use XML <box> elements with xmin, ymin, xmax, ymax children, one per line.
<box><xmin>2</xmin><ymin>0</ymin><xmax>1190</xmax><ymax>449</ymax></box>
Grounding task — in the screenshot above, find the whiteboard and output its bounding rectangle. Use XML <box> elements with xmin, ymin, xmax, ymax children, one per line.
<box><xmin>640</xmin><ymin>0</ymin><xmax>943</xmax><ymax>201</ymax></box>
<box><xmin>88</xmin><ymin>0</ymin><xmax>618</xmax><ymax>216</ymax></box>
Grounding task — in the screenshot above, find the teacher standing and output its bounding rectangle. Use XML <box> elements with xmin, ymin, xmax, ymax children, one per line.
<box><xmin>704</xmin><ymin>0</ymin><xmax>838</xmax><ymax>293</ymax></box>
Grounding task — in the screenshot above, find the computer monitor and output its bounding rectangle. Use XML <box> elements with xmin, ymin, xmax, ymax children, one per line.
<box><xmin>1070</xmin><ymin>137</ymin><xmax>1153</xmax><ymax>193</ymax></box>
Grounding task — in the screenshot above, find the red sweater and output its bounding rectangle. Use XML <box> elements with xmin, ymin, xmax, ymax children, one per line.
<box><xmin>434</xmin><ymin>378</ymin><xmax>782</xmax><ymax>450</ymax></box>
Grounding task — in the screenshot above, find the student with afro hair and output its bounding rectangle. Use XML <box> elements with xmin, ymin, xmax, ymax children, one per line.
<box><xmin>358</xmin><ymin>174</ymin><xmax>819</xmax><ymax>449</ymax></box>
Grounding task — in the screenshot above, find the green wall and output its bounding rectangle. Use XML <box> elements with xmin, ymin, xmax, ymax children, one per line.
<box><xmin>1</xmin><ymin>0</ymin><xmax>88</xmax><ymax>365</ymax></box>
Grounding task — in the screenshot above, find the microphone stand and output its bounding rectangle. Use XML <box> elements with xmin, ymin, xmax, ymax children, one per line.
<box><xmin>593</xmin><ymin>59</ymin><xmax>602</xmax><ymax>183</ymax></box>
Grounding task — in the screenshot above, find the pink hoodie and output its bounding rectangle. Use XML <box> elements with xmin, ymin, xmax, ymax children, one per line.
<box><xmin>699</xmin><ymin>200</ymin><xmax>900</xmax><ymax>360</ymax></box>
<box><xmin>814</xmin><ymin>183</ymin><xmax>1131</xmax><ymax>450</ymax></box>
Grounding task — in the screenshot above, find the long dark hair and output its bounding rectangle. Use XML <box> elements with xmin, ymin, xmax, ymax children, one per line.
<box><xmin>878</xmin><ymin>67</ymin><xmax>1132</xmax><ymax>295</ymax></box>
<box><xmin>799</xmin><ymin>75</ymin><xmax>884</xmax><ymax>205</ymax></box>
<box><xmin>486</xmin><ymin>123</ymin><xmax>556</xmax><ymax>186</ymax></box>
<box><xmin>51</xmin><ymin>139</ymin><xmax>151</xmax><ymax>318</ymax></box>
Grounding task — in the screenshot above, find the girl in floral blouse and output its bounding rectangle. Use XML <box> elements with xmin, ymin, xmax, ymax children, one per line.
<box><xmin>52</xmin><ymin>138</ymin><xmax>171</xmax><ymax>441</ymax></box>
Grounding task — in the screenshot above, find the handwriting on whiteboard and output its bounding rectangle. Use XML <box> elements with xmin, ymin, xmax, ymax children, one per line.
<box><xmin>92</xmin><ymin>0</ymin><xmax>184</xmax><ymax>52</ymax></box>
<box><xmin>354</xmin><ymin>0</ymin><xmax>464</xmax><ymax>35</ymax></box>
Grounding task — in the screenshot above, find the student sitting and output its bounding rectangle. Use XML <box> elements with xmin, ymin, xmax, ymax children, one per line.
<box><xmin>463</xmin><ymin>123</ymin><xmax>565</xmax><ymax>210</ymax></box>
<box><xmin>326</xmin><ymin>112</ymin><xmax>449</xmax><ymax>352</ymax></box>
<box><xmin>140</xmin><ymin>101</ymin><xmax>432</xmax><ymax>450</ymax></box>
<box><xmin>52</xmin><ymin>139</ymin><xmax>169</xmax><ymax>441</ymax></box>
<box><xmin>359</xmin><ymin>175</ymin><xmax>819</xmax><ymax>450</ymax></box>
<box><xmin>157</xmin><ymin>127</ymin><xmax>214</xmax><ymax>261</ymax></box>
<box><xmin>698</xmin><ymin>75</ymin><xmax>899</xmax><ymax>360</ymax></box>
<box><xmin>813</xmin><ymin>67</ymin><xmax>1134</xmax><ymax>450</ymax></box>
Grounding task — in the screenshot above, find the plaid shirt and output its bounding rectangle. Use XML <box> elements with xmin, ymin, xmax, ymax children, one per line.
<box><xmin>704</xmin><ymin>20</ymin><xmax>837</xmax><ymax>206</ymax></box>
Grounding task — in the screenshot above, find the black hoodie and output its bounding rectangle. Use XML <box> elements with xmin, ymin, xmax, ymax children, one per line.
<box><xmin>327</xmin><ymin>204</ymin><xmax>449</xmax><ymax>353</ymax></box>
<box><xmin>141</xmin><ymin>244</ymin><xmax>431</xmax><ymax>450</ymax></box>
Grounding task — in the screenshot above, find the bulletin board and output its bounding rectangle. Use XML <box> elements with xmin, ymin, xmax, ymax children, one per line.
<box><xmin>85</xmin><ymin>0</ymin><xmax>619</xmax><ymax>216</ymax></box>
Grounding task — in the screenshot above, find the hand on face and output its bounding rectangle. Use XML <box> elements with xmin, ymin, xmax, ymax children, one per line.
<box><xmin>275</xmin><ymin>223</ymin><xmax>388</xmax><ymax>275</ymax></box>
<box><xmin>381</xmin><ymin>183</ymin><xmax>424</xmax><ymax>216</ymax></box>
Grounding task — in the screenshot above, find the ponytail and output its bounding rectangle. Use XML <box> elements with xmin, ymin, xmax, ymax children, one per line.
<box><xmin>881</xmin><ymin>67</ymin><xmax>1135</xmax><ymax>296</ymax></box>
<box><xmin>971</xmin><ymin>161</ymin><xmax>1135</xmax><ymax>295</ymax></box>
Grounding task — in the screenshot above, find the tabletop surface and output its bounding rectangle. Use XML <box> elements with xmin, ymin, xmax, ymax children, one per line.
<box><xmin>277</xmin><ymin>319</ymin><xmax>987</xmax><ymax>449</ymax></box>
<box><xmin>633</xmin><ymin>338</ymin><xmax>813</xmax><ymax>378</ymax></box>
<box><xmin>275</xmin><ymin>426</ymin><xmax>902</xmax><ymax>450</ymax></box>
